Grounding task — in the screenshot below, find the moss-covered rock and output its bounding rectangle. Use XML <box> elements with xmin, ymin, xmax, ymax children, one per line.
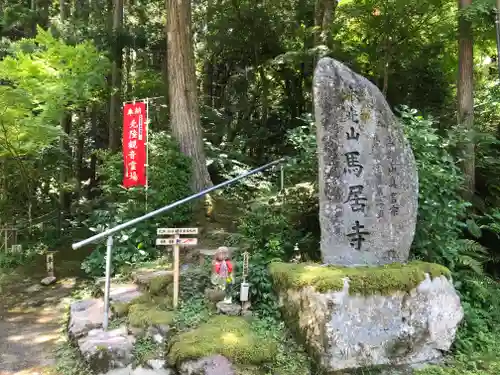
<box><xmin>128</xmin><ymin>303</ymin><xmax>175</xmax><ymax>328</ymax></box>
<box><xmin>269</xmin><ymin>261</ymin><xmax>451</xmax><ymax>295</ymax></box>
<box><xmin>149</xmin><ymin>275</ymin><xmax>174</xmax><ymax>296</ymax></box>
<box><xmin>111</xmin><ymin>302</ymin><xmax>130</xmax><ymax>317</ymax></box>
<box><xmin>167</xmin><ymin>316</ymin><xmax>277</xmax><ymax>367</ymax></box>
<box><xmin>131</xmin><ymin>293</ymin><xmax>173</xmax><ymax>310</ymax></box>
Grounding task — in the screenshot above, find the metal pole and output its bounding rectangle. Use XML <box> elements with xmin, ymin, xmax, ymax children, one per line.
<box><xmin>103</xmin><ymin>235</ymin><xmax>113</xmax><ymax>331</ymax></box>
<box><xmin>280</xmin><ymin>164</ymin><xmax>284</xmax><ymax>191</ymax></box>
<box><xmin>495</xmin><ymin>0</ymin><xmax>500</xmax><ymax>80</ymax></box>
<box><xmin>173</xmin><ymin>234</ymin><xmax>180</xmax><ymax>309</ymax></box>
<box><xmin>72</xmin><ymin>158</ymin><xmax>286</xmax><ymax>250</ymax></box>
<box><xmin>145</xmin><ymin>98</ymin><xmax>149</xmax><ymax>211</ymax></box>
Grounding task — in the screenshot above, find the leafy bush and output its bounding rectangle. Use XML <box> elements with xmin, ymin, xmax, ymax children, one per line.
<box><xmin>81</xmin><ymin>132</ymin><xmax>193</xmax><ymax>276</ymax></box>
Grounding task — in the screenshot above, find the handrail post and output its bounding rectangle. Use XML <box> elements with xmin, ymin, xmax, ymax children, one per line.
<box><xmin>103</xmin><ymin>235</ymin><xmax>113</xmax><ymax>331</ymax></box>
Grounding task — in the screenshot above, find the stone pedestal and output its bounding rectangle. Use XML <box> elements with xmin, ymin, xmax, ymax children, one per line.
<box><xmin>270</xmin><ymin>262</ymin><xmax>464</xmax><ymax>374</ymax></box>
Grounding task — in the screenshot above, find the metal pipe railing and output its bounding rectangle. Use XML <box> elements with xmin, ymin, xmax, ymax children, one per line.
<box><xmin>72</xmin><ymin>157</ymin><xmax>287</xmax><ymax>250</ymax></box>
<box><xmin>73</xmin><ymin>157</ymin><xmax>286</xmax><ymax>330</ymax></box>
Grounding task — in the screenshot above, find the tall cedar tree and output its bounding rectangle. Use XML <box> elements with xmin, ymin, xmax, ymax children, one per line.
<box><xmin>458</xmin><ymin>0</ymin><xmax>475</xmax><ymax>199</ymax></box>
<box><xmin>166</xmin><ymin>0</ymin><xmax>212</xmax><ymax>192</ymax></box>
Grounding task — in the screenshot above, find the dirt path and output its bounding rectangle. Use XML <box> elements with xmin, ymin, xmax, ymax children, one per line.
<box><xmin>0</xmin><ymin>277</ymin><xmax>78</xmax><ymax>375</ymax></box>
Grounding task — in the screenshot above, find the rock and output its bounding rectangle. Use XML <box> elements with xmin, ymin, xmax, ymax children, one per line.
<box><xmin>132</xmin><ymin>367</ymin><xmax>173</xmax><ymax>375</ymax></box>
<box><xmin>179</xmin><ymin>355</ymin><xmax>236</xmax><ymax>375</ymax></box>
<box><xmin>147</xmin><ymin>359</ymin><xmax>166</xmax><ymax>370</ymax></box>
<box><xmin>26</xmin><ymin>284</ymin><xmax>43</xmax><ymax>293</ymax></box>
<box><xmin>273</xmin><ymin>266</ymin><xmax>464</xmax><ymax>373</ymax></box>
<box><xmin>204</xmin><ymin>288</ymin><xmax>225</xmax><ymax>303</ymax></box>
<box><xmin>69</xmin><ymin>298</ymin><xmax>109</xmax><ymax>339</ymax></box>
<box><xmin>314</xmin><ymin>57</ymin><xmax>418</xmax><ymax>265</ymax></box>
<box><xmin>41</xmin><ymin>276</ymin><xmax>57</xmax><ymax>285</ymax></box>
<box><xmin>216</xmin><ymin>302</ymin><xmax>241</xmax><ymax>316</ymax></box>
<box><xmin>146</xmin><ymin>324</ymin><xmax>171</xmax><ymax>344</ymax></box>
<box><xmin>78</xmin><ymin>326</ymin><xmax>135</xmax><ymax>372</ymax></box>
<box><xmin>133</xmin><ymin>270</ymin><xmax>173</xmax><ymax>287</ymax></box>
<box><xmin>99</xmin><ymin>365</ymin><xmax>173</xmax><ymax>375</ymax></box>
<box><xmin>109</xmin><ymin>284</ymin><xmax>143</xmax><ymax>303</ymax></box>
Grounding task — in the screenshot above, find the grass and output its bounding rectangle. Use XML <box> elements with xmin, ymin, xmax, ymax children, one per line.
<box><xmin>269</xmin><ymin>261</ymin><xmax>451</xmax><ymax>294</ymax></box>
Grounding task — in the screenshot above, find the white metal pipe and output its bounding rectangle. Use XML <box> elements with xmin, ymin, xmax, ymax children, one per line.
<box><xmin>103</xmin><ymin>235</ymin><xmax>113</xmax><ymax>331</ymax></box>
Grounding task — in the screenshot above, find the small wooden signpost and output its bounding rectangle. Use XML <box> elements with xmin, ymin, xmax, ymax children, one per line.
<box><xmin>156</xmin><ymin>227</ymin><xmax>199</xmax><ymax>308</ymax></box>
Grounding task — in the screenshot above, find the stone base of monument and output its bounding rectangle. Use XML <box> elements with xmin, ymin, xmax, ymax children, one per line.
<box><xmin>269</xmin><ymin>261</ymin><xmax>464</xmax><ymax>374</ymax></box>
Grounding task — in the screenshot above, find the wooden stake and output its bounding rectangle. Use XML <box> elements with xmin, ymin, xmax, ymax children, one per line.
<box><xmin>173</xmin><ymin>234</ymin><xmax>180</xmax><ymax>308</ymax></box>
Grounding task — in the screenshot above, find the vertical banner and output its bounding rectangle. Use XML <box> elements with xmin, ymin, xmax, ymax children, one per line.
<box><xmin>122</xmin><ymin>101</ymin><xmax>147</xmax><ymax>188</ymax></box>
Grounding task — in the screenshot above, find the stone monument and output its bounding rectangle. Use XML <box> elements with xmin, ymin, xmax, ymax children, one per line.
<box><xmin>269</xmin><ymin>57</ymin><xmax>463</xmax><ymax>374</ymax></box>
<box><xmin>314</xmin><ymin>57</ymin><xmax>418</xmax><ymax>265</ymax></box>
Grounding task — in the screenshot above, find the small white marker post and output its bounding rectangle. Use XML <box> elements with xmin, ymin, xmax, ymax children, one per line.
<box><xmin>46</xmin><ymin>252</ymin><xmax>54</xmax><ymax>278</ymax></box>
<box><xmin>156</xmin><ymin>228</ymin><xmax>199</xmax><ymax>308</ymax></box>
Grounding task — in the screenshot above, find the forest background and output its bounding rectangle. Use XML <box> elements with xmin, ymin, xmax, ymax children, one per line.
<box><xmin>2</xmin><ymin>0</ymin><xmax>500</xmax><ymax>373</ymax></box>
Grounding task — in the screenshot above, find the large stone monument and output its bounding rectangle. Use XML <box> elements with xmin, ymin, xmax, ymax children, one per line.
<box><xmin>314</xmin><ymin>57</ymin><xmax>418</xmax><ymax>265</ymax></box>
<box><xmin>269</xmin><ymin>58</ymin><xmax>464</xmax><ymax>374</ymax></box>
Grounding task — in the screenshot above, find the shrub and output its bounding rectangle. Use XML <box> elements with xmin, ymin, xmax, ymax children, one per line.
<box><xmin>81</xmin><ymin>132</ymin><xmax>193</xmax><ymax>276</ymax></box>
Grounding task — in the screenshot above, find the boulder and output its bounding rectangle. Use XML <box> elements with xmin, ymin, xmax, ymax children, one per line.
<box><xmin>133</xmin><ymin>270</ymin><xmax>173</xmax><ymax>288</ymax></box>
<box><xmin>179</xmin><ymin>355</ymin><xmax>236</xmax><ymax>375</ymax></box>
<box><xmin>109</xmin><ymin>284</ymin><xmax>144</xmax><ymax>303</ymax></box>
<box><xmin>270</xmin><ymin>262</ymin><xmax>464</xmax><ymax>373</ymax></box>
<box><xmin>41</xmin><ymin>276</ymin><xmax>57</xmax><ymax>285</ymax></box>
<box><xmin>314</xmin><ymin>57</ymin><xmax>418</xmax><ymax>265</ymax></box>
<box><xmin>78</xmin><ymin>326</ymin><xmax>135</xmax><ymax>372</ymax></box>
<box><xmin>69</xmin><ymin>298</ymin><xmax>109</xmax><ymax>339</ymax></box>
<box><xmin>100</xmin><ymin>365</ymin><xmax>173</xmax><ymax>375</ymax></box>
<box><xmin>216</xmin><ymin>302</ymin><xmax>241</xmax><ymax>316</ymax></box>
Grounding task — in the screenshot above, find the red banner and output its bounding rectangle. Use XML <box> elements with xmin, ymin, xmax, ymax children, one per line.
<box><xmin>122</xmin><ymin>102</ymin><xmax>147</xmax><ymax>188</ymax></box>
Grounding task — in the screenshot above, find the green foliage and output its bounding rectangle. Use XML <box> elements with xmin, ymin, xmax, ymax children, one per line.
<box><xmin>173</xmin><ymin>297</ymin><xmax>212</xmax><ymax>331</ymax></box>
<box><xmin>54</xmin><ymin>340</ymin><xmax>95</xmax><ymax>375</ymax></box>
<box><xmin>81</xmin><ymin>132</ymin><xmax>192</xmax><ymax>276</ymax></box>
<box><xmin>250</xmin><ymin>317</ymin><xmax>311</xmax><ymax>375</ymax></box>
<box><xmin>132</xmin><ymin>336</ymin><xmax>162</xmax><ymax>366</ymax></box>
<box><xmin>0</xmin><ymin>28</ymin><xmax>109</xmax><ymax>156</ymax></box>
<box><xmin>398</xmin><ymin>107</ymin><xmax>471</xmax><ymax>265</ymax></box>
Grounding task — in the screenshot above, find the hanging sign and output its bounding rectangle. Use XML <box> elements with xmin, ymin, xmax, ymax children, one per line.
<box><xmin>122</xmin><ymin>102</ymin><xmax>147</xmax><ymax>188</ymax></box>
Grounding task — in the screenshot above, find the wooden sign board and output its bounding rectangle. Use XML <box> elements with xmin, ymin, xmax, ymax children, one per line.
<box><xmin>156</xmin><ymin>238</ymin><xmax>198</xmax><ymax>246</ymax></box>
<box><xmin>157</xmin><ymin>228</ymin><xmax>198</xmax><ymax>235</ymax></box>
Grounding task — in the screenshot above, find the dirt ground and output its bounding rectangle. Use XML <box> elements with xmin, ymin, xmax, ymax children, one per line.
<box><xmin>0</xmin><ymin>275</ymin><xmax>79</xmax><ymax>375</ymax></box>
<box><xmin>0</xmin><ymin>247</ymin><xmax>92</xmax><ymax>375</ymax></box>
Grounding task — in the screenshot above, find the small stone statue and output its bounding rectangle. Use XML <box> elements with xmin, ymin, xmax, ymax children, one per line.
<box><xmin>211</xmin><ymin>246</ymin><xmax>234</xmax><ymax>303</ymax></box>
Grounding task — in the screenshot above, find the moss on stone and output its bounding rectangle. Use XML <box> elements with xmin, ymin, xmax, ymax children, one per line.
<box><xmin>269</xmin><ymin>261</ymin><xmax>451</xmax><ymax>295</ymax></box>
<box><xmin>131</xmin><ymin>293</ymin><xmax>173</xmax><ymax>310</ymax></box>
<box><xmin>111</xmin><ymin>302</ymin><xmax>130</xmax><ymax>317</ymax></box>
<box><xmin>128</xmin><ymin>303</ymin><xmax>175</xmax><ymax>328</ymax></box>
<box><xmin>167</xmin><ymin>316</ymin><xmax>278</xmax><ymax>367</ymax></box>
<box><xmin>148</xmin><ymin>275</ymin><xmax>173</xmax><ymax>295</ymax></box>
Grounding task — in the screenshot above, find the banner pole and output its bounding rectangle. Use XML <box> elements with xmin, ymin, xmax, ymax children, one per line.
<box><xmin>145</xmin><ymin>98</ymin><xmax>149</xmax><ymax>211</ymax></box>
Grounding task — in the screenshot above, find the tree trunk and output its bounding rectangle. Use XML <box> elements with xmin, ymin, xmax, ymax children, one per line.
<box><xmin>58</xmin><ymin>0</ymin><xmax>71</xmax><ymax>232</ymax></box>
<box><xmin>314</xmin><ymin>0</ymin><xmax>337</xmax><ymax>48</ymax></box>
<box><xmin>457</xmin><ymin>0</ymin><xmax>475</xmax><ymax>199</ymax></box>
<box><xmin>166</xmin><ymin>0</ymin><xmax>212</xmax><ymax>192</ymax></box>
<box><xmin>108</xmin><ymin>0</ymin><xmax>124</xmax><ymax>151</ymax></box>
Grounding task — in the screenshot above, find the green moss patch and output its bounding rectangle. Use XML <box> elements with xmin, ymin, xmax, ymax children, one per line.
<box><xmin>149</xmin><ymin>275</ymin><xmax>174</xmax><ymax>295</ymax></box>
<box><xmin>111</xmin><ymin>302</ymin><xmax>130</xmax><ymax>317</ymax></box>
<box><xmin>128</xmin><ymin>303</ymin><xmax>175</xmax><ymax>328</ymax></box>
<box><xmin>269</xmin><ymin>261</ymin><xmax>451</xmax><ymax>295</ymax></box>
<box><xmin>167</xmin><ymin>316</ymin><xmax>278</xmax><ymax>367</ymax></box>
